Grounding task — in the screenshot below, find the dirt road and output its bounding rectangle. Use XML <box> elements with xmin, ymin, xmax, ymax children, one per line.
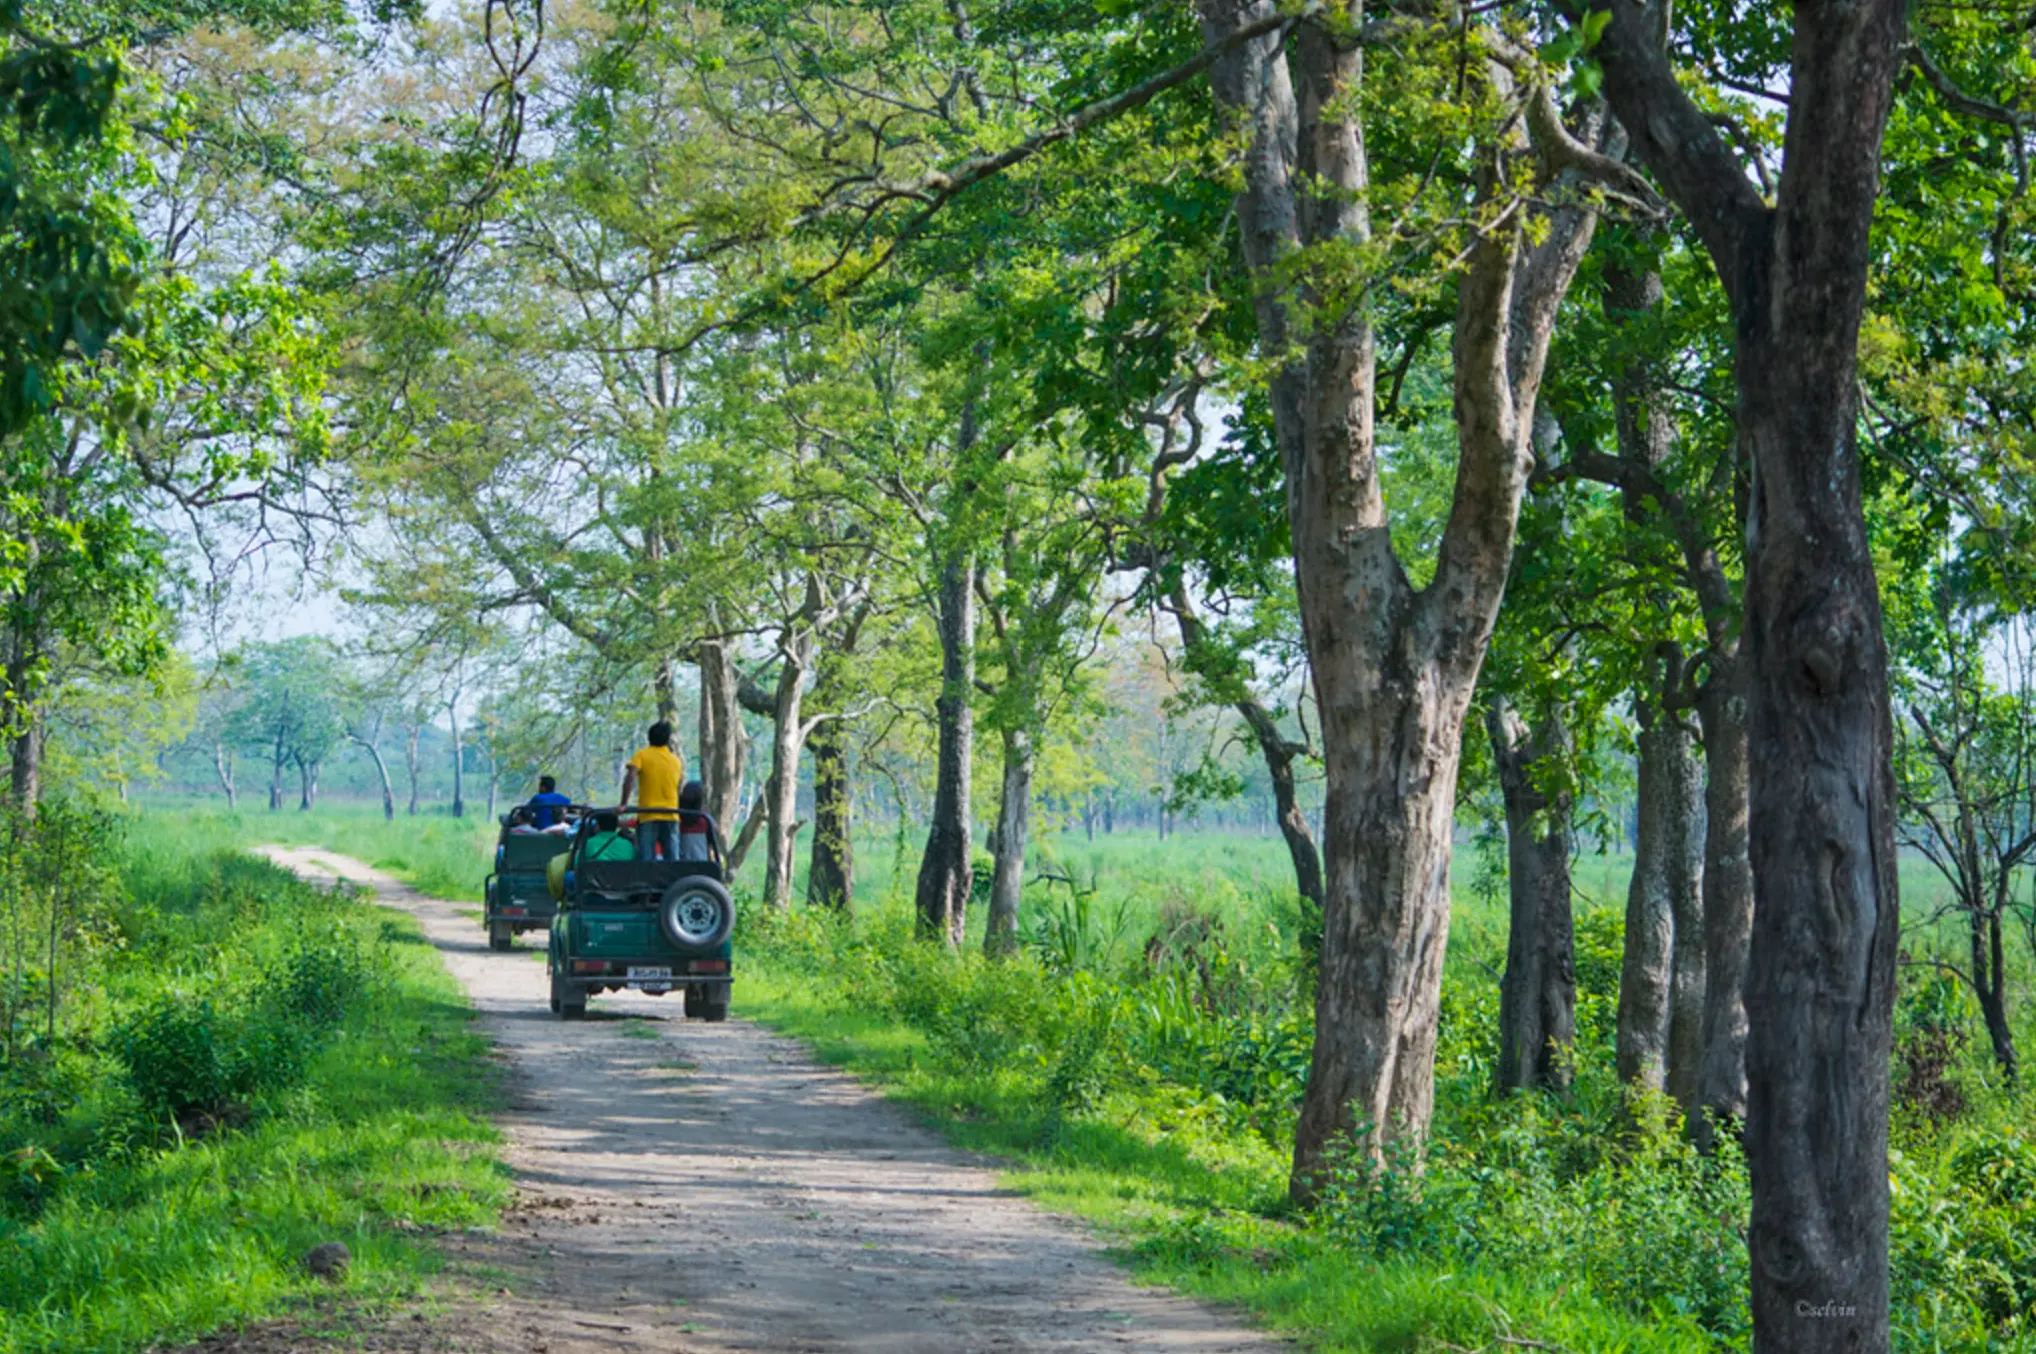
<box><xmin>255</xmin><ymin>847</ymin><xmax>1281</xmax><ymax>1354</ymax></box>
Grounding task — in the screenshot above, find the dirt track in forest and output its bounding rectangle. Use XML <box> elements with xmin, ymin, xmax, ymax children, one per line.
<box><xmin>239</xmin><ymin>847</ymin><xmax>1281</xmax><ymax>1354</ymax></box>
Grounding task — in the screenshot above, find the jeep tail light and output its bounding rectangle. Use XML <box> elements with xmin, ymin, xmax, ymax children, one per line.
<box><xmin>690</xmin><ymin>960</ymin><xmax>728</xmax><ymax>974</ymax></box>
<box><xmin>572</xmin><ymin>960</ymin><xmax>609</xmax><ymax>975</ymax></box>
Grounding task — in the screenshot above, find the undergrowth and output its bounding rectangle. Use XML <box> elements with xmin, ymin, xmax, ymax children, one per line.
<box><xmin>737</xmin><ymin>892</ymin><xmax>2036</xmax><ymax>1353</ymax></box>
<box><xmin>0</xmin><ymin>824</ymin><xmax>507</xmax><ymax>1354</ymax></box>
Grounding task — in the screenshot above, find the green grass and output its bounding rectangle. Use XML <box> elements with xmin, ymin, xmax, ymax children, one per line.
<box><xmin>132</xmin><ymin>796</ymin><xmax>498</xmax><ymax>902</ymax></box>
<box><xmin>115</xmin><ymin>798</ymin><xmax>2033</xmax><ymax>1352</ymax></box>
<box><xmin>734</xmin><ymin>960</ymin><xmax>1715</xmax><ymax>1354</ymax></box>
<box><xmin>0</xmin><ymin>841</ymin><xmax>509</xmax><ymax>1354</ymax></box>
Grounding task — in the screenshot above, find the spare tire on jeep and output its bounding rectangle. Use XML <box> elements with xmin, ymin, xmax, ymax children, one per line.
<box><xmin>659</xmin><ymin>876</ymin><xmax>734</xmax><ymax>954</ymax></box>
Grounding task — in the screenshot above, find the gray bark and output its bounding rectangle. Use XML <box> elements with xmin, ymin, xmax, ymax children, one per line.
<box><xmin>1487</xmin><ymin>698</ymin><xmax>1576</xmax><ymax>1092</ymax></box>
<box><xmin>1592</xmin><ymin>6</ymin><xmax>1907</xmax><ymax>1340</ymax></box>
<box><xmin>806</xmin><ymin>616</ymin><xmax>864</xmax><ymax>913</ymax></box>
<box><xmin>404</xmin><ymin>724</ymin><xmax>422</xmax><ymax>816</ymax></box>
<box><xmin>1198</xmin><ymin>0</ymin><xmax>1599</xmax><ymax>1196</ymax></box>
<box><xmin>9</xmin><ymin>719</ymin><xmax>41</xmax><ymax>814</ymax></box>
<box><xmin>212</xmin><ymin>740</ymin><xmax>237</xmax><ymax>810</ymax></box>
<box><xmin>1616</xmin><ymin>702</ymin><xmax>1701</xmax><ymax>1093</ymax></box>
<box><xmin>696</xmin><ymin>637</ymin><xmax>750</xmax><ymax>834</ymax></box>
<box><xmin>914</xmin><ymin>545</ymin><xmax>976</xmax><ymax>947</ymax></box>
<box><xmin>984</xmin><ymin>728</ymin><xmax>1033</xmax><ymax>956</ymax></box>
<box><xmin>762</xmin><ymin>626</ymin><xmax>814</xmax><ymax>912</ymax></box>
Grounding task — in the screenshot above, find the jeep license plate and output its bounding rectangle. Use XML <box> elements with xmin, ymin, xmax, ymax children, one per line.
<box><xmin>627</xmin><ymin>966</ymin><xmax>672</xmax><ymax>993</ymax></box>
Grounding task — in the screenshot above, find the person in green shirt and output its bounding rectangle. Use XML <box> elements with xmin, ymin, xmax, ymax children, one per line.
<box><xmin>620</xmin><ymin>720</ymin><xmax>685</xmax><ymax>861</ymax></box>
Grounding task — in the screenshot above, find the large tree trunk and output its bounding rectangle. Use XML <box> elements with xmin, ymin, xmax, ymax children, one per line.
<box><xmin>914</xmin><ymin>546</ymin><xmax>976</xmax><ymax>947</ymax></box>
<box><xmin>268</xmin><ymin>727</ymin><xmax>287</xmax><ymax>812</ymax></box>
<box><xmin>1616</xmin><ymin>705</ymin><xmax>1702</xmax><ymax>1092</ymax></box>
<box><xmin>1602</xmin><ymin>251</ymin><xmax>1727</xmax><ymax>1128</ymax></box>
<box><xmin>983</xmin><ymin>728</ymin><xmax>1033</xmax><ymax>957</ymax></box>
<box><xmin>1487</xmin><ymin>698</ymin><xmax>1576</xmax><ymax>1092</ymax></box>
<box><xmin>1594</xmin><ymin>7</ymin><xmax>1907</xmax><ymax>1344</ymax></box>
<box><xmin>653</xmin><ymin>653</ymin><xmax>678</xmax><ymax>724</ymax></box>
<box><xmin>1198</xmin><ymin>3</ymin><xmax>1598</xmax><ymax>1196</ymax></box>
<box><xmin>296</xmin><ymin>754</ymin><xmax>316</xmax><ymax>812</ymax></box>
<box><xmin>696</xmin><ymin>637</ymin><xmax>749</xmax><ymax>834</ymax></box>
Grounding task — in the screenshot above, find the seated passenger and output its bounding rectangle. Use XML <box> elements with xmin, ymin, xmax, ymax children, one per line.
<box><xmin>525</xmin><ymin>774</ymin><xmax>572</xmax><ymax>830</ymax></box>
<box><xmin>677</xmin><ymin>781</ymin><xmax>718</xmax><ymax>862</ymax></box>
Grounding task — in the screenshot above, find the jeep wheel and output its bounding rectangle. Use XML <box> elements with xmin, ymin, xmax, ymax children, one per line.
<box><xmin>550</xmin><ymin>965</ymin><xmax>584</xmax><ymax>1020</ymax></box>
<box><xmin>658</xmin><ymin>877</ymin><xmax>736</xmax><ymax>954</ymax></box>
<box><xmin>700</xmin><ymin>988</ymin><xmax>730</xmax><ymax>1023</ymax></box>
<box><xmin>683</xmin><ymin>984</ymin><xmax>705</xmax><ymax>1018</ymax></box>
<box><xmin>489</xmin><ymin>921</ymin><xmax>513</xmax><ymax>952</ymax></box>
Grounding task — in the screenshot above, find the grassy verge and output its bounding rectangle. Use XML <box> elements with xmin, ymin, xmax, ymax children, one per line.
<box><xmin>0</xmin><ymin>840</ymin><xmax>508</xmax><ymax>1354</ymax></box>
<box><xmin>736</xmin><ymin>947</ymin><xmax>1716</xmax><ymax>1354</ymax></box>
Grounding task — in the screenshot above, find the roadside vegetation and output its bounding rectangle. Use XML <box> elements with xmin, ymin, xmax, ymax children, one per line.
<box><xmin>172</xmin><ymin>803</ymin><xmax>2036</xmax><ymax>1352</ymax></box>
<box><xmin>0</xmin><ymin>808</ymin><xmax>507</xmax><ymax>1354</ymax></box>
<box><xmin>733</xmin><ymin>867</ymin><xmax>2035</xmax><ymax>1353</ymax></box>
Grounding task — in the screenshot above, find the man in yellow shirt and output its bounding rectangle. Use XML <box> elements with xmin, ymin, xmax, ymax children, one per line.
<box><xmin>619</xmin><ymin>721</ymin><xmax>685</xmax><ymax>861</ymax></box>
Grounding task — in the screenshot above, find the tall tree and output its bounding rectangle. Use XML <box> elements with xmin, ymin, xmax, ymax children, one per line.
<box><xmin>1194</xmin><ymin>7</ymin><xmax>1615</xmax><ymax>1193</ymax></box>
<box><xmin>1585</xmin><ymin>2</ymin><xmax>1909</xmax><ymax>1344</ymax></box>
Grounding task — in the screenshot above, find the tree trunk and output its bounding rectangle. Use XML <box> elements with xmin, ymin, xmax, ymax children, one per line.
<box><xmin>4</xmin><ymin>639</ymin><xmax>44</xmax><ymax>815</ymax></box>
<box><xmin>984</xmin><ymin>728</ymin><xmax>1033</xmax><ymax>957</ymax></box>
<box><xmin>1695</xmin><ymin>662</ymin><xmax>1753</xmax><ymax>1135</ymax></box>
<box><xmin>404</xmin><ymin>725</ymin><xmax>421</xmax><ymax>816</ymax></box>
<box><xmin>1199</xmin><ymin>4</ymin><xmax>1597</xmax><ymax>1197</ymax></box>
<box><xmin>212</xmin><ymin>740</ymin><xmax>238</xmax><ymax>809</ymax></box>
<box><xmin>806</xmin><ymin>655</ymin><xmax>855</xmax><ymax>913</ymax></box>
<box><xmin>1664</xmin><ymin>725</ymin><xmax>1708</xmax><ymax>1113</ymax></box>
<box><xmin>449</xmin><ymin>702</ymin><xmax>465</xmax><ymax>819</ymax></box>
<box><xmin>914</xmin><ymin>546</ymin><xmax>976</xmax><ymax>946</ymax></box>
<box><xmin>9</xmin><ymin>718</ymin><xmax>42</xmax><ymax>814</ymax></box>
<box><xmin>654</xmin><ymin>653</ymin><xmax>678</xmax><ymax>724</ymax></box>
<box><xmin>762</xmin><ymin>631</ymin><xmax>815</xmax><ymax>912</ymax></box>
<box><xmin>725</xmin><ymin>790</ymin><xmax>768</xmax><ymax>876</ymax></box>
<box><xmin>268</xmin><ymin>726</ymin><xmax>287</xmax><ymax>812</ymax></box>
<box><xmin>1616</xmin><ymin>707</ymin><xmax>1701</xmax><ymax>1092</ymax></box>
<box><xmin>697</xmin><ymin>637</ymin><xmax>749</xmax><ymax>833</ymax></box>
<box><xmin>1487</xmin><ymin>698</ymin><xmax>1576</xmax><ymax>1092</ymax></box>
<box><xmin>1974</xmin><ymin>908</ymin><xmax>2018</xmax><ymax>1081</ymax></box>
<box><xmin>1593</xmin><ymin>9</ymin><xmax>1907</xmax><ymax>1343</ymax></box>
<box><xmin>296</xmin><ymin>753</ymin><xmax>316</xmax><ymax>812</ymax></box>
<box><xmin>351</xmin><ymin>734</ymin><xmax>396</xmax><ymax>821</ymax></box>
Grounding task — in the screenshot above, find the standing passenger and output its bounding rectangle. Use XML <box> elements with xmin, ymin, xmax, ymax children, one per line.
<box><xmin>619</xmin><ymin>721</ymin><xmax>684</xmax><ymax>861</ymax></box>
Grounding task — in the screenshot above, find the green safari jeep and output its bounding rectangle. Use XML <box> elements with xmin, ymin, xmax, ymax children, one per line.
<box><xmin>545</xmin><ymin>808</ymin><xmax>734</xmax><ymax>1021</ymax></box>
<box><xmin>484</xmin><ymin>807</ymin><xmax>577</xmax><ymax>951</ymax></box>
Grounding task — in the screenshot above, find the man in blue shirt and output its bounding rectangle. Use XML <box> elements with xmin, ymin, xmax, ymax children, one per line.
<box><xmin>525</xmin><ymin>775</ymin><xmax>571</xmax><ymax>829</ymax></box>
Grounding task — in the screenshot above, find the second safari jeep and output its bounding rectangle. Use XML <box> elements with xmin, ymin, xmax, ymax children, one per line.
<box><xmin>545</xmin><ymin>809</ymin><xmax>734</xmax><ymax>1021</ymax></box>
<box><xmin>484</xmin><ymin>807</ymin><xmax>576</xmax><ymax>951</ymax></box>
